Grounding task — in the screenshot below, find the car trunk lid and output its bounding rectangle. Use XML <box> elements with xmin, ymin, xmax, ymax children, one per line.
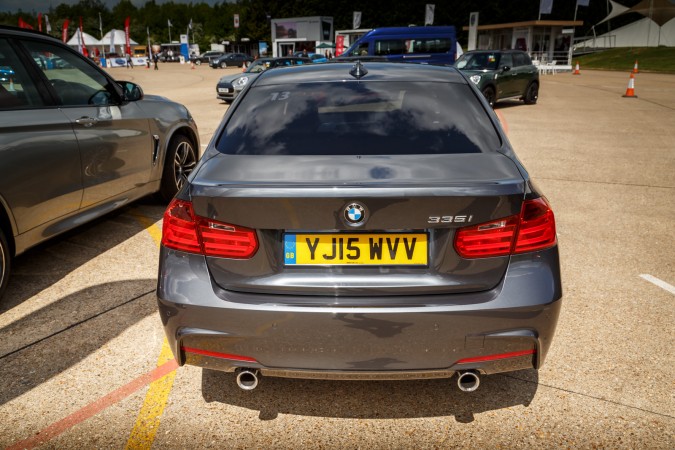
<box><xmin>189</xmin><ymin>153</ymin><xmax>525</xmax><ymax>298</ymax></box>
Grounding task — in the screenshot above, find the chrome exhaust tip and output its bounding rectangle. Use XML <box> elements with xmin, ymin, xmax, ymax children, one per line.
<box><xmin>457</xmin><ymin>370</ymin><xmax>480</xmax><ymax>392</ymax></box>
<box><xmin>235</xmin><ymin>369</ymin><xmax>260</xmax><ymax>391</ymax></box>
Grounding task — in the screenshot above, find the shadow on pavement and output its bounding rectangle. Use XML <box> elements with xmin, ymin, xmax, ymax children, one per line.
<box><xmin>493</xmin><ymin>101</ymin><xmax>527</xmax><ymax>110</ymax></box>
<box><xmin>0</xmin><ymin>198</ymin><xmax>164</xmax><ymax>311</ymax></box>
<box><xmin>201</xmin><ymin>368</ymin><xmax>538</xmax><ymax>422</ymax></box>
<box><xmin>0</xmin><ymin>197</ymin><xmax>164</xmax><ymax>406</ymax></box>
<box><xmin>0</xmin><ymin>279</ymin><xmax>157</xmax><ymax>406</ymax></box>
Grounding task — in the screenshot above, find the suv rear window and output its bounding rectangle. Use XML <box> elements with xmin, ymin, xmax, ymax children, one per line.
<box><xmin>216</xmin><ymin>81</ymin><xmax>500</xmax><ymax>155</ymax></box>
<box><xmin>513</xmin><ymin>52</ymin><xmax>531</xmax><ymax>67</ymax></box>
<box><xmin>374</xmin><ymin>38</ymin><xmax>452</xmax><ymax>56</ymax></box>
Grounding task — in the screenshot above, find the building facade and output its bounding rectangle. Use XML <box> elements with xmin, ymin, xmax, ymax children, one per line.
<box><xmin>271</xmin><ymin>16</ymin><xmax>334</xmax><ymax>57</ymax></box>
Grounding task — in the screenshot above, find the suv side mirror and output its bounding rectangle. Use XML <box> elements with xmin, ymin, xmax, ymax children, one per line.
<box><xmin>118</xmin><ymin>81</ymin><xmax>144</xmax><ymax>102</ymax></box>
<box><xmin>501</xmin><ymin>65</ymin><xmax>511</xmax><ymax>72</ymax></box>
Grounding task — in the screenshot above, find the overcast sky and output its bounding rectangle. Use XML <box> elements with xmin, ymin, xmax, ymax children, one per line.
<box><xmin>1</xmin><ymin>0</ymin><xmax>224</xmax><ymax>14</ymax></box>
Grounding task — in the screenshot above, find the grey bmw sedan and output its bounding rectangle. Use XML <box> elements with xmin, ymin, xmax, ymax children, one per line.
<box><xmin>157</xmin><ymin>61</ymin><xmax>562</xmax><ymax>391</ymax></box>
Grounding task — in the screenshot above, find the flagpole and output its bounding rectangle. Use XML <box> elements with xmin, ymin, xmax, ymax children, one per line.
<box><xmin>572</xmin><ymin>3</ymin><xmax>579</xmax><ymax>67</ymax></box>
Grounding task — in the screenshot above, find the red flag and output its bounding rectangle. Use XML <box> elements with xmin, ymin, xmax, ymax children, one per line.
<box><xmin>62</xmin><ymin>19</ymin><xmax>69</xmax><ymax>43</ymax></box>
<box><xmin>336</xmin><ymin>35</ymin><xmax>345</xmax><ymax>57</ymax></box>
<box><xmin>124</xmin><ymin>17</ymin><xmax>131</xmax><ymax>56</ymax></box>
<box><xmin>18</xmin><ymin>17</ymin><xmax>34</xmax><ymax>30</ymax></box>
<box><xmin>79</xmin><ymin>16</ymin><xmax>89</xmax><ymax>57</ymax></box>
<box><xmin>38</xmin><ymin>13</ymin><xmax>42</xmax><ymax>32</ymax></box>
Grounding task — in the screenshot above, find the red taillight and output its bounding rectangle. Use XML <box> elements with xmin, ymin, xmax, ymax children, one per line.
<box><xmin>454</xmin><ymin>197</ymin><xmax>556</xmax><ymax>258</ymax></box>
<box><xmin>162</xmin><ymin>199</ymin><xmax>258</xmax><ymax>259</ymax></box>
<box><xmin>453</xmin><ymin>215</ymin><xmax>519</xmax><ymax>258</ymax></box>
<box><xmin>513</xmin><ymin>197</ymin><xmax>557</xmax><ymax>254</ymax></box>
<box><xmin>162</xmin><ymin>199</ymin><xmax>201</xmax><ymax>254</ymax></box>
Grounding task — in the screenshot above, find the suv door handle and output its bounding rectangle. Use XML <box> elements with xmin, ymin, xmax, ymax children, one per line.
<box><xmin>75</xmin><ymin>117</ymin><xmax>99</xmax><ymax>127</ymax></box>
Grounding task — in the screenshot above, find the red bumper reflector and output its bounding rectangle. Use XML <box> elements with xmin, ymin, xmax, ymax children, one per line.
<box><xmin>456</xmin><ymin>349</ymin><xmax>536</xmax><ymax>364</ymax></box>
<box><xmin>182</xmin><ymin>346</ymin><xmax>258</xmax><ymax>363</ymax></box>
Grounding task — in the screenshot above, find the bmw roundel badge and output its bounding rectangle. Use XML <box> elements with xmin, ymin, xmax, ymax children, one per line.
<box><xmin>344</xmin><ymin>202</ymin><xmax>366</xmax><ymax>226</ymax></box>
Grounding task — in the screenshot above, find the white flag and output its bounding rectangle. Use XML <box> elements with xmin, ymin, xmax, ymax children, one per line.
<box><xmin>110</xmin><ymin>28</ymin><xmax>115</xmax><ymax>53</ymax></box>
<box><xmin>45</xmin><ymin>14</ymin><xmax>51</xmax><ymax>33</ymax></box>
<box><xmin>425</xmin><ymin>4</ymin><xmax>435</xmax><ymax>26</ymax></box>
<box><xmin>353</xmin><ymin>11</ymin><xmax>362</xmax><ymax>29</ymax></box>
<box><xmin>539</xmin><ymin>0</ymin><xmax>553</xmax><ymax>15</ymax></box>
<box><xmin>189</xmin><ymin>19</ymin><xmax>193</xmax><ymax>30</ymax></box>
<box><xmin>167</xmin><ymin>19</ymin><xmax>172</xmax><ymax>27</ymax></box>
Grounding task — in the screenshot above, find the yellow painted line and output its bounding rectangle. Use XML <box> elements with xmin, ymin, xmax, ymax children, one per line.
<box><xmin>125</xmin><ymin>212</ymin><xmax>176</xmax><ymax>450</ymax></box>
<box><xmin>128</xmin><ymin>209</ymin><xmax>163</xmax><ymax>247</ymax></box>
<box><xmin>125</xmin><ymin>338</ymin><xmax>177</xmax><ymax>449</ymax></box>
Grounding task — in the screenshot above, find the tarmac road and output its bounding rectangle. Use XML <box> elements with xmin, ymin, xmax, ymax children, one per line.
<box><xmin>0</xmin><ymin>62</ymin><xmax>673</xmax><ymax>448</ymax></box>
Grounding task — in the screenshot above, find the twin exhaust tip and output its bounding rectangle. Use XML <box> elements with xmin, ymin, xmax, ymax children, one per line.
<box><xmin>235</xmin><ymin>368</ymin><xmax>480</xmax><ymax>392</ymax></box>
<box><xmin>457</xmin><ymin>370</ymin><xmax>481</xmax><ymax>392</ymax></box>
<box><xmin>235</xmin><ymin>369</ymin><xmax>260</xmax><ymax>391</ymax></box>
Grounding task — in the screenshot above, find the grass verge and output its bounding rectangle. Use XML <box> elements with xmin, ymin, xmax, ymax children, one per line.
<box><xmin>574</xmin><ymin>47</ymin><xmax>675</xmax><ymax>73</ymax></box>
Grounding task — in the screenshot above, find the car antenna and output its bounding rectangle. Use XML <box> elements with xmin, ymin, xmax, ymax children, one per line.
<box><xmin>349</xmin><ymin>60</ymin><xmax>368</xmax><ymax>79</ymax></box>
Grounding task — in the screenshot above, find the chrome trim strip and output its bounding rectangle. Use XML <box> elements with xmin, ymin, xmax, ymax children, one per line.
<box><xmin>259</xmin><ymin>368</ymin><xmax>457</xmax><ymax>381</ymax></box>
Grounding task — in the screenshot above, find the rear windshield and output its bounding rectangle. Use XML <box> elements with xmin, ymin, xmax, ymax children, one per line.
<box><xmin>216</xmin><ymin>81</ymin><xmax>500</xmax><ymax>155</ymax></box>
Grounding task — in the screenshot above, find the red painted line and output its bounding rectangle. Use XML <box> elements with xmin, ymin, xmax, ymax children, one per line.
<box><xmin>6</xmin><ymin>359</ymin><xmax>179</xmax><ymax>450</ymax></box>
<box><xmin>495</xmin><ymin>109</ymin><xmax>509</xmax><ymax>135</ymax></box>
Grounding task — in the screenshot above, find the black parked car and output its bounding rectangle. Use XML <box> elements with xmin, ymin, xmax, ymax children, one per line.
<box><xmin>190</xmin><ymin>51</ymin><xmax>224</xmax><ymax>66</ymax></box>
<box><xmin>209</xmin><ymin>53</ymin><xmax>254</xmax><ymax>69</ymax></box>
<box><xmin>216</xmin><ymin>56</ymin><xmax>312</xmax><ymax>102</ymax></box>
<box><xmin>455</xmin><ymin>50</ymin><xmax>539</xmax><ymax>107</ymax></box>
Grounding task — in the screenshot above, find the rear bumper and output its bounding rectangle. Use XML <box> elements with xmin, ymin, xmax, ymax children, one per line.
<box><xmin>157</xmin><ymin>247</ymin><xmax>562</xmax><ymax>379</ymax></box>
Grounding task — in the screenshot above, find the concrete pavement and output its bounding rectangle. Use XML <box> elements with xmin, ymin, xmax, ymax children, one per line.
<box><xmin>0</xmin><ymin>63</ymin><xmax>672</xmax><ymax>448</ymax></box>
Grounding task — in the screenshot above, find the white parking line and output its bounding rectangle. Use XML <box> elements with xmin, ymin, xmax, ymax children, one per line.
<box><xmin>639</xmin><ymin>274</ymin><xmax>675</xmax><ymax>295</ymax></box>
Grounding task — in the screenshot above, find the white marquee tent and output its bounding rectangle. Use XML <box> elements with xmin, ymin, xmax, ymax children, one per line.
<box><xmin>101</xmin><ymin>29</ymin><xmax>139</xmax><ymax>55</ymax></box>
<box><xmin>66</xmin><ymin>28</ymin><xmax>101</xmax><ymax>53</ymax></box>
<box><xmin>576</xmin><ymin>0</ymin><xmax>675</xmax><ymax>48</ymax></box>
<box><xmin>577</xmin><ymin>17</ymin><xmax>675</xmax><ymax>48</ymax></box>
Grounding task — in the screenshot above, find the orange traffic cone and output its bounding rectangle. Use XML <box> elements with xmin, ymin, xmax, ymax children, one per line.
<box><xmin>573</xmin><ymin>62</ymin><xmax>581</xmax><ymax>75</ymax></box>
<box><xmin>622</xmin><ymin>72</ymin><xmax>638</xmax><ymax>98</ymax></box>
<box><xmin>632</xmin><ymin>60</ymin><xmax>639</xmax><ymax>74</ymax></box>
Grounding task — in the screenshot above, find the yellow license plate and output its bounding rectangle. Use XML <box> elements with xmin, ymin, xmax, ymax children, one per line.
<box><xmin>284</xmin><ymin>233</ymin><xmax>428</xmax><ymax>266</ymax></box>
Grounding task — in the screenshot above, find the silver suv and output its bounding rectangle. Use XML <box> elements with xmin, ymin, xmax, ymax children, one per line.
<box><xmin>0</xmin><ymin>26</ymin><xmax>199</xmax><ymax>298</ymax></box>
